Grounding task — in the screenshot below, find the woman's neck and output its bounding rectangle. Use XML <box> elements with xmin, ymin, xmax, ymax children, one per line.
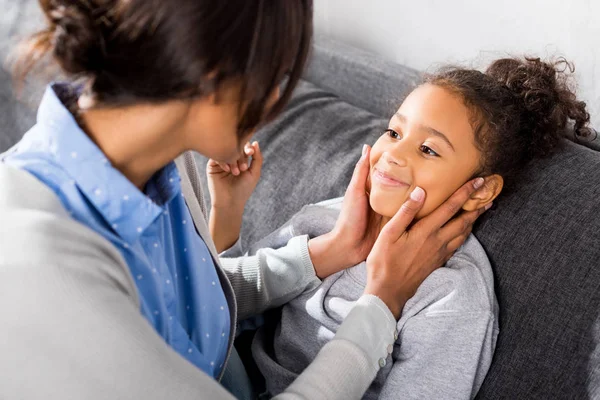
<box><xmin>81</xmin><ymin>101</ymin><xmax>190</xmax><ymax>190</ymax></box>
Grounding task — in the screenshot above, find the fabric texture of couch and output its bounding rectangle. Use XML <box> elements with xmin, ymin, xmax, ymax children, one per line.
<box><xmin>1</xmin><ymin>5</ymin><xmax>598</xmax><ymax>397</ymax></box>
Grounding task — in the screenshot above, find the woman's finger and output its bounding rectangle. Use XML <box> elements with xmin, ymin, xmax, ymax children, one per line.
<box><xmin>446</xmin><ymin>229</ymin><xmax>471</xmax><ymax>254</ymax></box>
<box><xmin>416</xmin><ymin>177</ymin><xmax>484</xmax><ymax>235</ymax></box>
<box><xmin>446</xmin><ymin>216</ymin><xmax>475</xmax><ymax>253</ymax></box>
<box><xmin>438</xmin><ymin>204</ymin><xmax>490</xmax><ymax>244</ymax></box>
<box><xmin>347</xmin><ymin>144</ymin><xmax>371</xmax><ymax>195</ymax></box>
<box><xmin>380</xmin><ymin>186</ymin><xmax>425</xmax><ymax>241</ymax></box>
<box><xmin>248</xmin><ymin>141</ymin><xmax>263</xmax><ymax>175</ymax></box>
<box><xmin>436</xmin><ymin>210</ymin><xmax>471</xmax><ymax>244</ymax></box>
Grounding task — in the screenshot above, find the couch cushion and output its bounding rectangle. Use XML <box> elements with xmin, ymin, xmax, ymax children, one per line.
<box><xmin>473</xmin><ymin>140</ymin><xmax>600</xmax><ymax>399</ymax></box>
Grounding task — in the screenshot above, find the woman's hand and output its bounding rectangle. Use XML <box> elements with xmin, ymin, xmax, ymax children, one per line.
<box><xmin>207</xmin><ymin>141</ymin><xmax>263</xmax><ymax>252</ymax></box>
<box><xmin>309</xmin><ymin>144</ymin><xmax>381</xmax><ymax>278</ymax></box>
<box><xmin>364</xmin><ymin>178</ymin><xmax>491</xmax><ymax>319</ymax></box>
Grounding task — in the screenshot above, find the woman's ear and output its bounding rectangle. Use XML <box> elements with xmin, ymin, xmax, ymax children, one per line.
<box><xmin>462</xmin><ymin>174</ymin><xmax>504</xmax><ymax>211</ymax></box>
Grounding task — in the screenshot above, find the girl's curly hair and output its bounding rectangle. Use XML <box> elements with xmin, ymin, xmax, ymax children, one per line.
<box><xmin>426</xmin><ymin>57</ymin><xmax>593</xmax><ymax>192</ymax></box>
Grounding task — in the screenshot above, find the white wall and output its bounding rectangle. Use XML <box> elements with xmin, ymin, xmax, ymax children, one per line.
<box><xmin>315</xmin><ymin>0</ymin><xmax>600</xmax><ymax>128</ymax></box>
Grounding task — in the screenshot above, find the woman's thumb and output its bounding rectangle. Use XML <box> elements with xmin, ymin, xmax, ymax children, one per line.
<box><xmin>349</xmin><ymin>144</ymin><xmax>371</xmax><ymax>192</ymax></box>
<box><xmin>381</xmin><ymin>187</ymin><xmax>425</xmax><ymax>241</ymax></box>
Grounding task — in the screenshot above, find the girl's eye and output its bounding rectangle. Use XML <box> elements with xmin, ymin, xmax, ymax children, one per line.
<box><xmin>420</xmin><ymin>145</ymin><xmax>439</xmax><ymax>157</ymax></box>
<box><xmin>386</xmin><ymin>129</ymin><xmax>401</xmax><ymax>139</ymax></box>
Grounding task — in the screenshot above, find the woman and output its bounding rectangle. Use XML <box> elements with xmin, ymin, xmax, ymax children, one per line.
<box><xmin>0</xmin><ymin>0</ymin><xmax>488</xmax><ymax>398</ymax></box>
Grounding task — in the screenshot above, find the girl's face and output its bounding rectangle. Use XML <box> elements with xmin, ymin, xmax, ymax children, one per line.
<box><xmin>368</xmin><ymin>84</ymin><xmax>483</xmax><ymax>219</ymax></box>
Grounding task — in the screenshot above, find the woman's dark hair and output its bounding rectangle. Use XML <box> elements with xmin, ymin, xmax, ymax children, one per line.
<box><xmin>14</xmin><ymin>0</ymin><xmax>313</xmax><ymax>136</ymax></box>
<box><xmin>426</xmin><ymin>57</ymin><xmax>593</xmax><ymax>191</ymax></box>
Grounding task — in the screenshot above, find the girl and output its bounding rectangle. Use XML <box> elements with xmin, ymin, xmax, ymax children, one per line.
<box><xmin>0</xmin><ymin>0</ymin><xmax>488</xmax><ymax>399</ymax></box>
<box><xmin>223</xmin><ymin>57</ymin><xmax>591</xmax><ymax>399</ymax></box>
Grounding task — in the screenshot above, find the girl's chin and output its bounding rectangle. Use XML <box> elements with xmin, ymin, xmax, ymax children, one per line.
<box><xmin>368</xmin><ymin>192</ymin><xmax>405</xmax><ymax>219</ymax></box>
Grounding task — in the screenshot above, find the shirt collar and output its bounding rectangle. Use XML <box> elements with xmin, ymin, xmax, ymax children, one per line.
<box><xmin>37</xmin><ymin>83</ymin><xmax>182</xmax><ymax>243</ymax></box>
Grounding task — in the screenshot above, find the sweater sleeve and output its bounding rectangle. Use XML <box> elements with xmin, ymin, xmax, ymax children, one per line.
<box><xmin>379</xmin><ymin>312</ymin><xmax>498</xmax><ymax>400</ymax></box>
<box><xmin>219</xmin><ymin>235</ymin><xmax>321</xmax><ymax>320</ymax></box>
<box><xmin>275</xmin><ymin>295</ymin><xmax>398</xmax><ymax>400</ymax></box>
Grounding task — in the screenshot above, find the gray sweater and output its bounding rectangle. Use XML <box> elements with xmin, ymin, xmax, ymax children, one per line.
<box><xmin>251</xmin><ymin>199</ymin><xmax>499</xmax><ymax>400</ymax></box>
<box><xmin>0</xmin><ymin>152</ymin><xmax>398</xmax><ymax>400</ymax></box>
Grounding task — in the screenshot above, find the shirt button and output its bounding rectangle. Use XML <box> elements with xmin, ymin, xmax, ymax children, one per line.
<box><xmin>378</xmin><ymin>358</ymin><xmax>387</xmax><ymax>368</ymax></box>
<box><xmin>394</xmin><ymin>329</ymin><xmax>399</xmax><ymax>340</ymax></box>
<box><xmin>387</xmin><ymin>344</ymin><xmax>394</xmax><ymax>354</ymax></box>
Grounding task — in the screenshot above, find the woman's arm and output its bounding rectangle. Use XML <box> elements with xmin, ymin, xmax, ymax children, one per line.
<box><xmin>275</xmin><ymin>294</ymin><xmax>398</xmax><ymax>399</ymax></box>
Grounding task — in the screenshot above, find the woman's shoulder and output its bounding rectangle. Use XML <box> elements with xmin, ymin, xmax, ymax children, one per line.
<box><xmin>0</xmin><ymin>161</ymin><xmax>70</xmax><ymax>216</ymax></box>
<box><xmin>0</xmin><ymin>163</ymin><xmax>137</xmax><ymax>299</ymax></box>
<box><xmin>2</xmin><ymin>130</ymin><xmax>76</xmax><ymax>202</ymax></box>
<box><xmin>401</xmin><ymin>234</ymin><xmax>498</xmax><ymax>322</ymax></box>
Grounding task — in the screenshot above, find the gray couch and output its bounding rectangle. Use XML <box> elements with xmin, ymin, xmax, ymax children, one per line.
<box><xmin>1</xmin><ymin>10</ymin><xmax>598</xmax><ymax>398</ymax></box>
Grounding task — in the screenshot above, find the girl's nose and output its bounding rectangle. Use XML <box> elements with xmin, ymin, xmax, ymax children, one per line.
<box><xmin>382</xmin><ymin>150</ymin><xmax>408</xmax><ymax>167</ymax></box>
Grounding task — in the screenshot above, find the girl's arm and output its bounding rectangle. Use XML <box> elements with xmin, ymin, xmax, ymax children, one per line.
<box><xmin>219</xmin><ymin>234</ymin><xmax>321</xmax><ymax>321</ymax></box>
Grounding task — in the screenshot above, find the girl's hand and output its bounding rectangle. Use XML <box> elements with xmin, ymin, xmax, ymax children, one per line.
<box><xmin>309</xmin><ymin>144</ymin><xmax>381</xmax><ymax>278</ymax></box>
<box><xmin>207</xmin><ymin>141</ymin><xmax>263</xmax><ymax>252</ymax></box>
<box><xmin>207</xmin><ymin>141</ymin><xmax>263</xmax><ymax>210</ymax></box>
<box><xmin>364</xmin><ymin>178</ymin><xmax>491</xmax><ymax>319</ymax></box>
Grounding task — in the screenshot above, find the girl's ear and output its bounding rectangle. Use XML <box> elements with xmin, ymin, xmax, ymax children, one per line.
<box><xmin>462</xmin><ymin>174</ymin><xmax>504</xmax><ymax>211</ymax></box>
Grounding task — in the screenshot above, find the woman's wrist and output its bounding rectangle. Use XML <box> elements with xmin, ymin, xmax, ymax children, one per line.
<box><xmin>308</xmin><ymin>231</ymin><xmax>354</xmax><ymax>279</ymax></box>
<box><xmin>363</xmin><ymin>281</ymin><xmax>407</xmax><ymax>320</ymax></box>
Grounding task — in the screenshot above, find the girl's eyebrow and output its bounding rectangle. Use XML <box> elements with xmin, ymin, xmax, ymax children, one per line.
<box><xmin>394</xmin><ymin>112</ymin><xmax>455</xmax><ymax>152</ymax></box>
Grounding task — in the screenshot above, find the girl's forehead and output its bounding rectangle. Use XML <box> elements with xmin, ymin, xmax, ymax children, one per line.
<box><xmin>393</xmin><ymin>84</ymin><xmax>479</xmax><ymax>151</ymax></box>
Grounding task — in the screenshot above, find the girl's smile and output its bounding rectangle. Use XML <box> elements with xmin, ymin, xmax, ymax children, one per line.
<box><xmin>371</xmin><ymin>167</ymin><xmax>410</xmax><ymax>188</ymax></box>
